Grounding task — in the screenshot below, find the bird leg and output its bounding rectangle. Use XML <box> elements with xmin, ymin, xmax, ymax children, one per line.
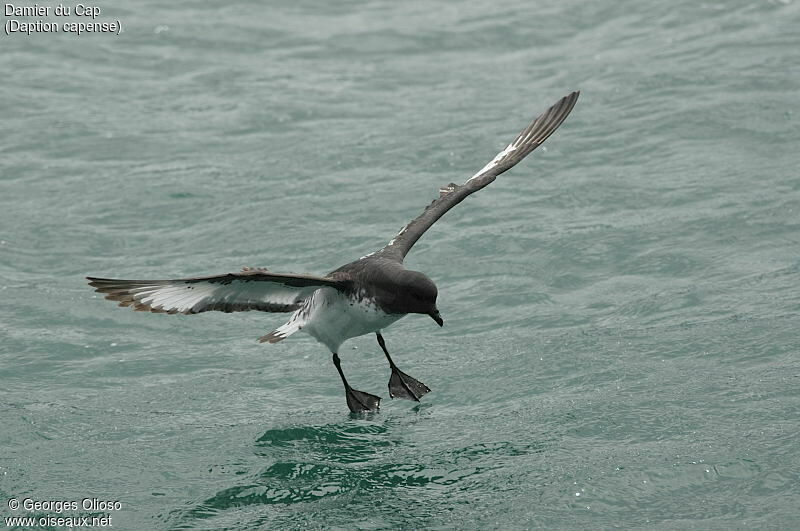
<box><xmin>332</xmin><ymin>352</ymin><xmax>380</xmax><ymax>413</ymax></box>
<box><xmin>376</xmin><ymin>333</ymin><xmax>431</xmax><ymax>401</ymax></box>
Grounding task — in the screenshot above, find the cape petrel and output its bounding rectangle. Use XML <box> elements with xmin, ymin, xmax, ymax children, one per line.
<box><xmin>88</xmin><ymin>91</ymin><xmax>579</xmax><ymax>413</ymax></box>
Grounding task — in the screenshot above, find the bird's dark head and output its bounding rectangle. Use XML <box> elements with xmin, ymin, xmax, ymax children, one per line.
<box><xmin>399</xmin><ymin>270</ymin><xmax>443</xmax><ymax>327</ymax></box>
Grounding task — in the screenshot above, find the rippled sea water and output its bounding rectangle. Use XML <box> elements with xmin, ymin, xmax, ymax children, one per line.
<box><xmin>2</xmin><ymin>0</ymin><xmax>799</xmax><ymax>529</ymax></box>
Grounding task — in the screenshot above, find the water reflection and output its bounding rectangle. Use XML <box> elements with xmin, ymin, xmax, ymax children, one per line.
<box><xmin>176</xmin><ymin>416</ymin><xmax>548</xmax><ymax>526</ymax></box>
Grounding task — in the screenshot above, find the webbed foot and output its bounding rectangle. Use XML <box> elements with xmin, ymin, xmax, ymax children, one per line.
<box><xmin>389</xmin><ymin>367</ymin><xmax>431</xmax><ymax>401</ymax></box>
<box><xmin>345</xmin><ymin>387</ymin><xmax>381</xmax><ymax>413</ymax></box>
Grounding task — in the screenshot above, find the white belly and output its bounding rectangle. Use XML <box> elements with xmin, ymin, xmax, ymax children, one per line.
<box><xmin>302</xmin><ymin>288</ymin><xmax>403</xmax><ymax>352</ymax></box>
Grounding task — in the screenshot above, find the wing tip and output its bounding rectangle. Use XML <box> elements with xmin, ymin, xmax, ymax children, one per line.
<box><xmin>552</xmin><ymin>90</ymin><xmax>580</xmax><ymax>117</ymax></box>
<box><xmin>564</xmin><ymin>90</ymin><xmax>580</xmax><ymax>113</ymax></box>
<box><xmin>86</xmin><ymin>276</ymin><xmax>109</xmax><ymax>288</ymax></box>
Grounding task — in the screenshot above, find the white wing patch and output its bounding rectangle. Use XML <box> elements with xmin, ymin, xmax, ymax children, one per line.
<box><xmin>136</xmin><ymin>282</ymin><xmax>224</xmax><ymax>313</ymax></box>
<box><xmin>467</xmin><ymin>142</ymin><xmax>517</xmax><ymax>184</ymax></box>
<box><xmin>88</xmin><ymin>277</ymin><xmax>318</xmax><ymax>314</ymax></box>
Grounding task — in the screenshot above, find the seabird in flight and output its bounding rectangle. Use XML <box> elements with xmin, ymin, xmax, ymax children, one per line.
<box><xmin>88</xmin><ymin>91</ymin><xmax>579</xmax><ymax>413</ymax></box>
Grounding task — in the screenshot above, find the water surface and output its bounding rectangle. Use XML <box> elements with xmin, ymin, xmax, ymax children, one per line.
<box><xmin>1</xmin><ymin>0</ymin><xmax>799</xmax><ymax>528</ymax></box>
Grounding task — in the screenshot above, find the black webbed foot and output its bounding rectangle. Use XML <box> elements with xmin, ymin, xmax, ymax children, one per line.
<box><xmin>332</xmin><ymin>352</ymin><xmax>381</xmax><ymax>413</ymax></box>
<box><xmin>388</xmin><ymin>367</ymin><xmax>431</xmax><ymax>401</ymax></box>
<box><xmin>345</xmin><ymin>387</ymin><xmax>381</xmax><ymax>413</ymax></box>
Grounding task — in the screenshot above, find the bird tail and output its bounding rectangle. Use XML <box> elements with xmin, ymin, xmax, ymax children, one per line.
<box><xmin>259</xmin><ymin>309</ymin><xmax>305</xmax><ymax>343</ymax></box>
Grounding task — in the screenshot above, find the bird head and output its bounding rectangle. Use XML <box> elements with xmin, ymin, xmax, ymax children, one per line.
<box><xmin>400</xmin><ymin>270</ymin><xmax>443</xmax><ymax>327</ymax></box>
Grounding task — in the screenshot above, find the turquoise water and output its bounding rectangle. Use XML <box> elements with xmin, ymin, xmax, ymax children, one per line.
<box><xmin>2</xmin><ymin>0</ymin><xmax>799</xmax><ymax>528</ymax></box>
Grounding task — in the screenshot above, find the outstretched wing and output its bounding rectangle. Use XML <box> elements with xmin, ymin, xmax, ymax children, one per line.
<box><xmin>87</xmin><ymin>268</ymin><xmax>350</xmax><ymax>314</ymax></box>
<box><xmin>380</xmin><ymin>91</ymin><xmax>579</xmax><ymax>260</ymax></box>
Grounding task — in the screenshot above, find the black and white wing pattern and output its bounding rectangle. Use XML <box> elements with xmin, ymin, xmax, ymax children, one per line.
<box><xmin>87</xmin><ymin>268</ymin><xmax>351</xmax><ymax>314</ymax></box>
<box><xmin>380</xmin><ymin>91</ymin><xmax>579</xmax><ymax>260</ymax></box>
